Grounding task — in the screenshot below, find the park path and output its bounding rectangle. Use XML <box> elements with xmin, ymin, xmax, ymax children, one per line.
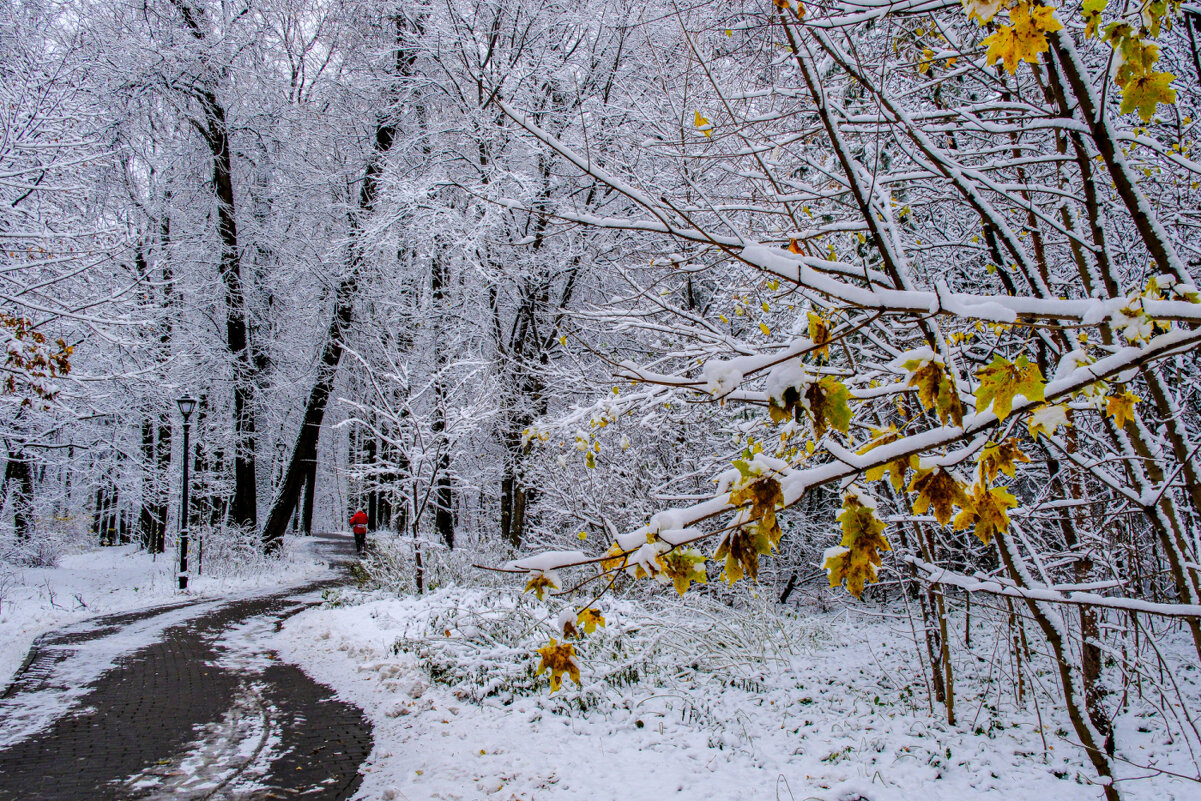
<box><xmin>0</xmin><ymin>533</ymin><xmax>372</xmax><ymax>800</ymax></box>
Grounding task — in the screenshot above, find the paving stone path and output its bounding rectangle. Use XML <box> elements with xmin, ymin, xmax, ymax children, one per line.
<box><xmin>0</xmin><ymin>533</ymin><xmax>372</xmax><ymax>800</ymax></box>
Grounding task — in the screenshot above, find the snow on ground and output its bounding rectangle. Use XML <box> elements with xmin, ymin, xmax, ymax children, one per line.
<box><xmin>276</xmin><ymin>585</ymin><xmax>1201</xmax><ymax>801</ymax></box>
<box><xmin>0</xmin><ymin>534</ymin><xmax>332</xmax><ymax>687</ymax></box>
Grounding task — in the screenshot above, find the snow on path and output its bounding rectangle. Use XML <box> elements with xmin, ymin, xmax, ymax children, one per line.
<box><xmin>0</xmin><ymin>598</ymin><xmax>225</xmax><ymax>748</ymax></box>
<box><xmin>0</xmin><ymin>535</ymin><xmax>333</xmax><ymax>687</ymax></box>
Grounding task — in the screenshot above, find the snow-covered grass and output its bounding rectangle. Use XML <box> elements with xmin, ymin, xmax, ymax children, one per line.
<box><xmin>0</xmin><ymin>534</ymin><xmax>333</xmax><ymax>687</ymax></box>
<box><xmin>277</xmin><ymin>584</ymin><xmax>1201</xmax><ymax>801</ymax></box>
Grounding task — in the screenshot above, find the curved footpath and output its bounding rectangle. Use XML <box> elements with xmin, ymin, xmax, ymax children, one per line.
<box><xmin>0</xmin><ymin>533</ymin><xmax>372</xmax><ymax>800</ymax></box>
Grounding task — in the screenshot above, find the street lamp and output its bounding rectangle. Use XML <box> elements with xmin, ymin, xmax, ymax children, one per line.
<box><xmin>177</xmin><ymin>396</ymin><xmax>197</xmax><ymax>590</ymax></box>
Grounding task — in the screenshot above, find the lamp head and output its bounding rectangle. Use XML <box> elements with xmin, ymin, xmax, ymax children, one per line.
<box><xmin>177</xmin><ymin>396</ymin><xmax>198</xmax><ymax>421</ymax></box>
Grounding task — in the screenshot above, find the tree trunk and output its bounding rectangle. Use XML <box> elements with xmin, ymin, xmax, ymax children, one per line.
<box><xmin>259</xmin><ymin>14</ymin><xmax>412</xmax><ymax>548</ymax></box>
<box><xmin>203</xmin><ymin>93</ymin><xmax>258</xmax><ymax>532</ymax></box>
<box><xmin>430</xmin><ymin>244</ymin><xmax>456</xmax><ymax>550</ymax></box>
<box><xmin>994</xmin><ymin>528</ymin><xmax>1120</xmax><ymax>800</ymax></box>
<box><xmin>500</xmin><ymin>471</ymin><xmax>514</xmax><ymax>548</ymax></box>
<box><xmin>300</xmin><ymin>443</ymin><xmax>316</xmax><ymax>535</ymax></box>
<box><xmin>365</xmin><ymin>431</ymin><xmax>378</xmax><ymax>530</ymax></box>
<box><xmin>139</xmin><ymin>418</ymin><xmax>160</xmax><ymax>552</ymax></box>
<box><xmin>169</xmin><ymin>0</ymin><xmax>258</xmax><ymax>531</ymax></box>
<box><xmin>5</xmin><ymin>450</ymin><xmax>33</xmax><ymax>542</ymax></box>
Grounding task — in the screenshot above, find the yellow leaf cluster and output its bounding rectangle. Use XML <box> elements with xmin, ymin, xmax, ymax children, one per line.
<box><xmin>717</xmin><ymin>476</ymin><xmax>784</xmax><ymax>583</ymax></box>
<box><xmin>808</xmin><ymin>312</ymin><xmax>831</xmax><ymax>361</ymax></box>
<box><xmin>978</xmin><ymin>438</ymin><xmax>1030</xmax><ymax>484</ymax></box>
<box><xmin>658</xmin><ymin>547</ymin><xmax>708</xmax><ymax>595</ymax></box>
<box><xmin>982</xmin><ymin>2</ymin><xmax>1063</xmax><ymax>75</ymax></box>
<box><xmin>1104</xmin><ymin>23</ymin><xmax>1177</xmax><ymax>122</ymax></box>
<box><xmin>599</xmin><ymin>542</ymin><xmax>627</xmax><ymax>574</ymax></box>
<box><xmin>808</xmin><ymin>377</ymin><xmax>852</xmax><ymax>437</ymax></box>
<box><xmin>1082</xmin><ymin>0</ymin><xmax>1106</xmax><ymax>38</ymax></box>
<box><xmin>577</xmin><ymin>608</ymin><xmax>606</xmax><ymax>634</ymax></box>
<box><xmin>904</xmin><ymin>358</ymin><xmax>964</xmax><ymax>426</ymax></box>
<box><xmin>824</xmin><ymin>490</ymin><xmax>892</xmax><ymax>598</ymax></box>
<box><xmin>768</xmin><ymin>376</ymin><xmax>852</xmax><ymax>437</ymax></box>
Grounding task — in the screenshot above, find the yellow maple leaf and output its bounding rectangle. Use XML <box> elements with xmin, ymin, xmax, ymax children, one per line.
<box><xmin>953</xmin><ymin>483</ymin><xmax>1018</xmax><ymax>544</ymax></box>
<box><xmin>1082</xmin><ymin>0</ymin><xmax>1106</xmax><ymax>38</ymax></box>
<box><xmin>599</xmin><ymin>542</ymin><xmax>627</xmax><ymax>574</ymax></box>
<box><xmin>578</xmin><ymin>608</ymin><xmax>606</xmax><ymax>634</ymax></box>
<box><xmin>718</xmin><ymin>476</ymin><xmax>785</xmax><ymax>583</ymax></box>
<box><xmin>523</xmin><ymin>572</ymin><xmax>559</xmax><ymax>600</ymax></box>
<box><xmin>715</xmin><ymin>529</ymin><xmax>759</xmax><ymax>584</ymax></box>
<box><xmin>658</xmin><ymin>547</ymin><xmax>708</xmax><ymax>595</ymax></box>
<box><xmin>694</xmin><ymin>110</ymin><xmax>713</xmax><ymax>137</ymax></box>
<box><xmin>1106</xmin><ymin>390</ymin><xmax>1140</xmax><ymax>428</ymax></box>
<box><xmin>918</xmin><ymin>47</ymin><xmax>935</xmax><ymax>75</ymax></box>
<box><xmin>975</xmin><ymin>354</ymin><xmax>1045</xmax><ymax>420</ymax></box>
<box><xmin>805</xmin><ymin>376</ymin><xmax>853</xmax><ymax>437</ymax></box>
<box><xmin>977</xmin><ymin>438</ymin><xmax>1030</xmax><ymax>484</ymax></box>
<box><xmin>905</xmin><ymin>359</ymin><xmax>964</xmax><ymax>426</ymax></box>
<box><xmin>1120</xmin><ymin>71</ymin><xmax>1176</xmax><ymax>122</ymax></box>
<box><xmin>808</xmin><ymin>312</ymin><xmax>831</xmax><ymax>360</ymax></box>
<box><xmin>910</xmin><ymin>467</ymin><xmax>973</xmax><ymax>526</ymax></box>
<box><xmin>535</xmin><ymin>639</ymin><xmax>581</xmax><ymax>693</ymax></box>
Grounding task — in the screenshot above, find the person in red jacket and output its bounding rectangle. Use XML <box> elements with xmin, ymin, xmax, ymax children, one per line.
<box><xmin>350</xmin><ymin>509</ymin><xmax>368</xmax><ymax>554</ymax></box>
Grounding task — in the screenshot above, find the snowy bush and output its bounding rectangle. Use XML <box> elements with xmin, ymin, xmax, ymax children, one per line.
<box><xmin>190</xmin><ymin>523</ymin><xmax>303</xmax><ymax>581</ymax></box>
<box><xmin>7</xmin><ymin>535</ymin><xmax>62</xmax><ymax>568</ymax></box>
<box><xmin>376</xmin><ymin>584</ymin><xmax>831</xmax><ymax>714</ymax></box>
<box><xmin>360</xmin><ymin>530</ymin><xmax>508</xmax><ymax>595</ymax></box>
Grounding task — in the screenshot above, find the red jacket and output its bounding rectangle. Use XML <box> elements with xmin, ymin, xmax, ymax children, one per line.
<box><xmin>350</xmin><ymin>511</ymin><xmax>368</xmax><ymax>534</ymax></box>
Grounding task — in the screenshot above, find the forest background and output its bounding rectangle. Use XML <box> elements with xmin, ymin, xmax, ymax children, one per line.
<box><xmin>3</xmin><ymin>0</ymin><xmax>1201</xmax><ymax>796</ymax></box>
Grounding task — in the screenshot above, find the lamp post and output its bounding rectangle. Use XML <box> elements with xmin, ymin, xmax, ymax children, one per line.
<box><xmin>177</xmin><ymin>396</ymin><xmax>197</xmax><ymax>590</ymax></box>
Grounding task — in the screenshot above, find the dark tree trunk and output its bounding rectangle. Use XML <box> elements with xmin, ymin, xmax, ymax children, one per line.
<box><xmin>366</xmin><ymin>432</ymin><xmax>378</xmax><ymax>530</ymax></box>
<box><xmin>434</xmin><ymin>453</ymin><xmax>454</xmax><ymax>550</ymax></box>
<box><xmin>499</xmin><ymin>473</ymin><xmax>514</xmax><ymax>548</ymax></box>
<box><xmin>377</xmin><ymin>436</ymin><xmax>394</xmax><ymax>530</ymax></box>
<box><xmin>153</xmin><ymin>421</ymin><xmax>171</xmax><ymax>553</ymax></box>
<box><xmin>301</xmin><ymin>444</ymin><xmax>316</xmax><ymax>535</ymax></box>
<box><xmin>203</xmin><ymin>93</ymin><xmax>258</xmax><ymax>532</ymax></box>
<box><xmin>119</xmin><ymin>508</ymin><xmax>132</xmax><ymax>545</ymax></box>
<box><xmin>169</xmin><ymin>0</ymin><xmax>258</xmax><ymax>531</ymax></box>
<box><xmin>5</xmin><ymin>450</ymin><xmax>33</xmax><ymax>542</ymax></box>
<box><xmin>259</xmin><ymin>14</ymin><xmax>416</xmax><ymax>551</ymax></box>
<box><xmin>139</xmin><ymin>418</ymin><xmax>160</xmax><ymax>552</ymax></box>
<box><xmin>430</xmin><ymin>244</ymin><xmax>456</xmax><ymax>550</ymax></box>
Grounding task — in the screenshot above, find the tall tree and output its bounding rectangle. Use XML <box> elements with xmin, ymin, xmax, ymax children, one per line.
<box><xmin>260</xmin><ymin>11</ymin><xmax>419</xmax><ymax>549</ymax></box>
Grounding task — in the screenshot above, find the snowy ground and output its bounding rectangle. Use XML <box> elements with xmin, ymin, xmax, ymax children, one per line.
<box><xmin>0</xmin><ymin>535</ymin><xmax>332</xmax><ymax>687</ymax></box>
<box><xmin>276</xmin><ymin>585</ymin><xmax>1201</xmax><ymax>801</ymax></box>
